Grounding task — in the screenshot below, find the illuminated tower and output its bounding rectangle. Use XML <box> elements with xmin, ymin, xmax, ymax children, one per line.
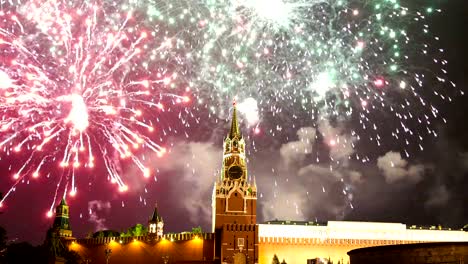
<box><xmin>148</xmin><ymin>204</ymin><xmax>164</xmax><ymax>237</ymax></box>
<box><xmin>52</xmin><ymin>198</ymin><xmax>73</xmax><ymax>238</ymax></box>
<box><xmin>212</xmin><ymin>102</ymin><xmax>258</xmax><ymax>264</ymax></box>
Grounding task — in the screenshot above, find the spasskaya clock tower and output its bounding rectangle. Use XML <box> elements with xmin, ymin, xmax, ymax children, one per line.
<box><xmin>212</xmin><ymin>102</ymin><xmax>258</xmax><ymax>264</ymax></box>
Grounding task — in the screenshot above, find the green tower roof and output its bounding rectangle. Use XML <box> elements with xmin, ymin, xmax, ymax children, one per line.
<box><xmin>53</xmin><ymin>198</ymin><xmax>71</xmax><ymax>231</ymax></box>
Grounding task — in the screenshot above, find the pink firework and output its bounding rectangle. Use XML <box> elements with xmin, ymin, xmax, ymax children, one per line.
<box><xmin>0</xmin><ymin>0</ymin><xmax>188</xmax><ymax>206</ymax></box>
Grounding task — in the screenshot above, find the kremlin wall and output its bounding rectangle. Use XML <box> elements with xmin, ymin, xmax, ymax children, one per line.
<box><xmin>258</xmin><ymin>221</ymin><xmax>467</xmax><ymax>264</ymax></box>
<box><xmin>50</xmin><ymin>105</ymin><xmax>468</xmax><ymax>264</ymax></box>
<box><xmin>69</xmin><ymin>233</ymin><xmax>215</xmax><ymax>263</ymax></box>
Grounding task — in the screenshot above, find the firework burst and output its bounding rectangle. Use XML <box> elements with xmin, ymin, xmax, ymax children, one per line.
<box><xmin>0</xmin><ymin>0</ymin><xmax>190</xmax><ymax>208</ymax></box>
<box><xmin>191</xmin><ymin>0</ymin><xmax>457</xmax><ymax>158</ymax></box>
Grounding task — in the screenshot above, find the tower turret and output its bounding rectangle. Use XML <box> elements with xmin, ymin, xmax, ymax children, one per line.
<box><xmin>148</xmin><ymin>204</ymin><xmax>164</xmax><ymax>237</ymax></box>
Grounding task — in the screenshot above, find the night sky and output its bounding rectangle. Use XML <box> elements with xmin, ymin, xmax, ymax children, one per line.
<box><xmin>1</xmin><ymin>0</ymin><xmax>468</xmax><ymax>245</ymax></box>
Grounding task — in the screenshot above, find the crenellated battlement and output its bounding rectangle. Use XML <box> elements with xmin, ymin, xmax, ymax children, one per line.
<box><xmin>224</xmin><ymin>223</ymin><xmax>257</xmax><ymax>232</ymax></box>
<box><xmin>70</xmin><ymin>232</ymin><xmax>214</xmax><ymax>246</ymax></box>
<box><xmin>257</xmin><ymin>221</ymin><xmax>468</xmax><ymax>264</ymax></box>
<box><xmin>68</xmin><ymin>232</ymin><xmax>215</xmax><ymax>264</ymax></box>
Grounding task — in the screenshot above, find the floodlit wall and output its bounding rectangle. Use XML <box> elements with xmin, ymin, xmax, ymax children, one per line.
<box><xmin>258</xmin><ymin>221</ymin><xmax>468</xmax><ymax>264</ymax></box>
<box><xmin>68</xmin><ymin>233</ymin><xmax>214</xmax><ymax>264</ymax></box>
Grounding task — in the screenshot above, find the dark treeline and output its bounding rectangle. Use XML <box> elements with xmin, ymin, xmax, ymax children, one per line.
<box><xmin>0</xmin><ymin>225</ymin><xmax>80</xmax><ymax>264</ymax></box>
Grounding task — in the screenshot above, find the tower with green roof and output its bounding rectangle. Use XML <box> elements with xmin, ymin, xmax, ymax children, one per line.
<box><xmin>52</xmin><ymin>198</ymin><xmax>73</xmax><ymax>238</ymax></box>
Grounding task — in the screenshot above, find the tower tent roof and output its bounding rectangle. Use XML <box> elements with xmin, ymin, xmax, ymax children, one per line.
<box><xmin>150</xmin><ymin>204</ymin><xmax>162</xmax><ymax>222</ymax></box>
<box><xmin>59</xmin><ymin>198</ymin><xmax>67</xmax><ymax>206</ymax></box>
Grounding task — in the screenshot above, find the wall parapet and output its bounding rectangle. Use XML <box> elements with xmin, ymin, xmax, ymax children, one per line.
<box><xmin>259</xmin><ymin>236</ymin><xmax>426</xmax><ymax>246</ymax></box>
<box><xmin>259</xmin><ymin>222</ymin><xmax>468</xmax><ymax>242</ymax></box>
<box><xmin>71</xmin><ymin>232</ymin><xmax>214</xmax><ymax>245</ymax></box>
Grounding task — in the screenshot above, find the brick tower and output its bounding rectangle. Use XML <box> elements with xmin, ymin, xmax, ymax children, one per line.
<box><xmin>212</xmin><ymin>102</ymin><xmax>258</xmax><ymax>264</ymax></box>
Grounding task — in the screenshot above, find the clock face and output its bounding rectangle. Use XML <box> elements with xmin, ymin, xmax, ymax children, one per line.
<box><xmin>228</xmin><ymin>165</ymin><xmax>243</xmax><ymax>180</ymax></box>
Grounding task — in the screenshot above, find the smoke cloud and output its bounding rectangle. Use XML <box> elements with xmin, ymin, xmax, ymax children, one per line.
<box><xmin>260</xmin><ymin>123</ymin><xmax>358</xmax><ymax>223</ymax></box>
<box><xmin>425</xmin><ymin>185</ymin><xmax>450</xmax><ymax>208</ymax></box>
<box><xmin>279</xmin><ymin>127</ymin><xmax>316</xmax><ymax>169</ymax></box>
<box><xmin>460</xmin><ymin>152</ymin><xmax>468</xmax><ymax>170</ymax></box>
<box><xmin>377</xmin><ymin>151</ymin><xmax>425</xmax><ymax>184</ymax></box>
<box><xmin>88</xmin><ymin>200</ymin><xmax>111</xmax><ymax>231</ymax></box>
<box><xmin>155</xmin><ymin>141</ymin><xmax>221</xmax><ymax>227</ymax></box>
<box><xmin>317</xmin><ymin>119</ymin><xmax>356</xmax><ymax>164</ymax></box>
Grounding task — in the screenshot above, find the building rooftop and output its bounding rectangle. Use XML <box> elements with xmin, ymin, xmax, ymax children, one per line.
<box><xmin>263</xmin><ymin>220</ymin><xmax>466</xmax><ymax>231</ymax></box>
<box><xmin>263</xmin><ymin>220</ymin><xmax>326</xmax><ymax>226</ymax></box>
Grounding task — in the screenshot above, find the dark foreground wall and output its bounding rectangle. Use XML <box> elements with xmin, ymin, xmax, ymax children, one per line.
<box><xmin>68</xmin><ymin>233</ymin><xmax>215</xmax><ymax>264</ymax></box>
<box><xmin>348</xmin><ymin>242</ymin><xmax>468</xmax><ymax>264</ymax></box>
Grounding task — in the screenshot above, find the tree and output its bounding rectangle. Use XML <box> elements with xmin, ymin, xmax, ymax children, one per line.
<box><xmin>121</xmin><ymin>224</ymin><xmax>147</xmax><ymax>237</ymax></box>
<box><xmin>272</xmin><ymin>254</ymin><xmax>280</xmax><ymax>264</ymax></box>
<box><xmin>191</xmin><ymin>226</ymin><xmax>202</xmax><ymax>234</ymax></box>
<box><xmin>132</xmin><ymin>223</ymin><xmax>146</xmax><ymax>236</ymax></box>
<box><xmin>0</xmin><ymin>226</ymin><xmax>6</xmax><ymax>250</ymax></box>
<box><xmin>63</xmin><ymin>249</ymin><xmax>82</xmax><ymax>264</ymax></box>
<box><xmin>5</xmin><ymin>242</ymin><xmax>47</xmax><ymax>264</ymax></box>
<box><xmin>85</xmin><ymin>230</ymin><xmax>93</xmax><ymax>238</ymax></box>
<box><xmin>92</xmin><ymin>230</ymin><xmax>121</xmax><ymax>238</ymax></box>
<box><xmin>281</xmin><ymin>259</ymin><xmax>287</xmax><ymax>264</ymax></box>
<box><xmin>0</xmin><ymin>226</ymin><xmax>7</xmax><ymax>260</ymax></box>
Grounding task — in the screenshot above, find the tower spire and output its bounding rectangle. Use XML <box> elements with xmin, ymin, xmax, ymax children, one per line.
<box><xmin>229</xmin><ymin>100</ymin><xmax>241</xmax><ymax>139</ymax></box>
<box><xmin>150</xmin><ymin>203</ymin><xmax>162</xmax><ymax>222</ymax></box>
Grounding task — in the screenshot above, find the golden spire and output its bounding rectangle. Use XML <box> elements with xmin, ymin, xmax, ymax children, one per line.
<box><xmin>229</xmin><ymin>100</ymin><xmax>241</xmax><ymax>139</ymax></box>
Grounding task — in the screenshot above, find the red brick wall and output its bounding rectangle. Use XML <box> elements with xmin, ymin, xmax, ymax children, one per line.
<box><xmin>69</xmin><ymin>234</ymin><xmax>215</xmax><ymax>264</ymax></box>
<box><xmin>220</xmin><ymin>224</ymin><xmax>258</xmax><ymax>264</ymax></box>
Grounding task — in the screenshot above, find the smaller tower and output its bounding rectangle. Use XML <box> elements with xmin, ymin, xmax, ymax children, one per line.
<box><xmin>52</xmin><ymin>198</ymin><xmax>73</xmax><ymax>238</ymax></box>
<box><xmin>148</xmin><ymin>204</ymin><xmax>164</xmax><ymax>237</ymax></box>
